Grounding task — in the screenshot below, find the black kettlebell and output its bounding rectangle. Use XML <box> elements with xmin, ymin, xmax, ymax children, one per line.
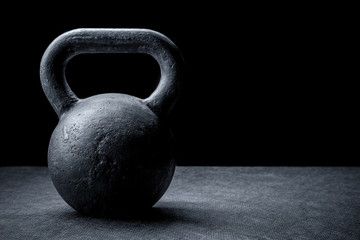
<box><xmin>40</xmin><ymin>29</ymin><xmax>183</xmax><ymax>216</ymax></box>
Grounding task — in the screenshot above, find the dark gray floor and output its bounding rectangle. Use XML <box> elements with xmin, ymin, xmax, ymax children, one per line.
<box><xmin>1</xmin><ymin>167</ymin><xmax>359</xmax><ymax>239</ymax></box>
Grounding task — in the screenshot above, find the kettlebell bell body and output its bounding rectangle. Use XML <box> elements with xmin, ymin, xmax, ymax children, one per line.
<box><xmin>40</xmin><ymin>29</ymin><xmax>183</xmax><ymax>216</ymax></box>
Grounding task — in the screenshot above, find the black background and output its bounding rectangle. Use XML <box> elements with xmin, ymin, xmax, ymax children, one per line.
<box><xmin>1</xmin><ymin>4</ymin><xmax>356</xmax><ymax>166</ymax></box>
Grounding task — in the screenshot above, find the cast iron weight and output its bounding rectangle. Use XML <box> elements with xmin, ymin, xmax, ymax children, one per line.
<box><xmin>40</xmin><ymin>28</ymin><xmax>184</xmax><ymax>216</ymax></box>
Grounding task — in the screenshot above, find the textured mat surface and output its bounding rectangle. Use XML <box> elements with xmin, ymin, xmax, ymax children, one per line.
<box><xmin>1</xmin><ymin>166</ymin><xmax>360</xmax><ymax>239</ymax></box>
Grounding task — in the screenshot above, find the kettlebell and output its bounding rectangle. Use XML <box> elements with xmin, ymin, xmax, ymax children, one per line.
<box><xmin>40</xmin><ymin>28</ymin><xmax>183</xmax><ymax>216</ymax></box>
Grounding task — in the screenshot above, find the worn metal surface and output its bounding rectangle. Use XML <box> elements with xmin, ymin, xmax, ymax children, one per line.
<box><xmin>40</xmin><ymin>29</ymin><xmax>183</xmax><ymax>216</ymax></box>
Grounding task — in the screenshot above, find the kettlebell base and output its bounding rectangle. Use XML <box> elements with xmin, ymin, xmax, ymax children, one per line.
<box><xmin>73</xmin><ymin>201</ymin><xmax>156</xmax><ymax>218</ymax></box>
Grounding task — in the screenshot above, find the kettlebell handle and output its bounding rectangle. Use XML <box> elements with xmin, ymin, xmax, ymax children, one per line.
<box><xmin>40</xmin><ymin>28</ymin><xmax>183</xmax><ymax>118</ymax></box>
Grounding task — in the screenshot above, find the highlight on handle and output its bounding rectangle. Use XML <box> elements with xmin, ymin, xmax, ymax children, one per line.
<box><xmin>40</xmin><ymin>28</ymin><xmax>184</xmax><ymax>118</ymax></box>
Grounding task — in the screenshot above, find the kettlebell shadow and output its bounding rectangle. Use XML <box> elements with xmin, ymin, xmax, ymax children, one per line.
<box><xmin>56</xmin><ymin>204</ymin><xmax>198</xmax><ymax>224</ymax></box>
